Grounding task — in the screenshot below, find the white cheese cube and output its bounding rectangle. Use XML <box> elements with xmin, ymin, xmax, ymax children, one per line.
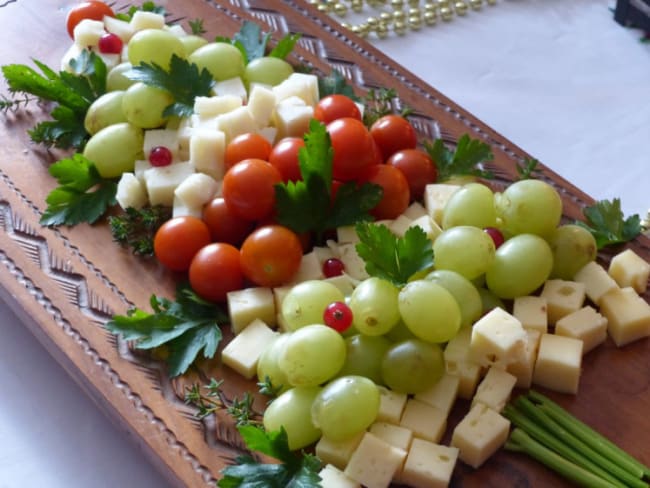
<box><xmin>143</xmin><ymin>129</ymin><xmax>180</xmax><ymax>160</ymax></box>
<box><xmin>323</xmin><ymin>275</ymin><xmax>356</xmax><ymax>297</ymax></box>
<box><xmin>469</xmin><ymin>307</ymin><xmax>527</xmax><ymax>368</ymax></box>
<box><xmin>448</xmin><ymin>361</ymin><xmax>482</xmax><ymax>400</ymax></box>
<box><xmin>213</xmin><ymin>77</ymin><xmax>247</xmax><ymax>102</ymax></box>
<box><xmin>116</xmin><ymin>172</ymin><xmax>148</xmax><ymax>210</ymax></box>
<box><xmin>165</xmin><ymin>24</ymin><xmax>188</xmax><ymax>38</ymax></box>
<box><xmin>451</xmin><ymin>403</ymin><xmax>510</xmax><ymax>468</ymax></box>
<box><xmin>344</xmin><ymin>432</ymin><xmax>407</xmax><ymax>488</ymax></box>
<box><xmin>313</xmin><ymin>245</ymin><xmax>337</xmax><ymax>265</ymax></box>
<box><xmin>215</xmin><ymin>106</ymin><xmax>257</xmax><ymax>143</ymax></box>
<box><xmin>336</xmin><ymin>225</ymin><xmax>360</xmax><ymax>244</ymax></box>
<box><xmin>273</xmin><ymin>100</ymin><xmax>314</xmax><ymax>140</ymax></box>
<box><xmin>315</xmin><ymin>432</ymin><xmax>364</xmax><ymax>471</ymax></box>
<box><xmin>172</xmin><ymin>195</ymin><xmax>202</xmax><ymax>219</ymax></box>
<box><xmin>130</xmin><ymin>11</ymin><xmax>166</xmax><ymax>31</ymax></box>
<box><xmin>258</xmin><ymin>126</ymin><xmax>277</xmax><ymax>145</ymax></box>
<box><xmin>103</xmin><ymin>15</ymin><xmax>135</xmax><ymax>43</ymax></box>
<box><xmin>94</xmin><ymin>51</ymin><xmax>120</xmax><ymax>71</ymax></box>
<box><xmin>513</xmin><ymin>295</ymin><xmax>548</xmax><ymax>333</ymax></box>
<box><xmin>409</xmin><ymin>215</ymin><xmax>443</xmax><ymax>242</ymax></box>
<box><xmin>444</xmin><ymin>327</ymin><xmax>471</xmax><ymax>365</ymax></box>
<box><xmin>403</xmin><ymin>201</ymin><xmax>428</xmax><ymax>220</ymax></box>
<box><xmin>189</xmin><ymin>129</ymin><xmax>226</xmax><ymax>180</ymax></box>
<box><xmin>555</xmin><ymin>306</ymin><xmax>607</xmax><ymax>354</ymax></box>
<box><xmin>533</xmin><ymin>333</ymin><xmax>583</xmax><ymax>394</ymax></box>
<box><xmin>388</xmin><ymin>215</ymin><xmax>413</xmax><ymax>237</ymax></box>
<box><xmin>227</xmin><ymin>287</ymin><xmax>276</xmax><ymax>335</ymax></box>
<box><xmin>143</xmin><ymin>162</ymin><xmax>194</xmax><ymax>206</ymax></box>
<box><xmin>599</xmin><ymin>287</ymin><xmax>650</xmax><ymax>347</ymax></box>
<box><xmin>399</xmin><ymin>399</ymin><xmax>447</xmax><ymax>444</ymax></box>
<box><xmin>288</xmin><ymin>251</ymin><xmax>322</xmax><ymax>284</ymax></box>
<box><xmin>369</xmin><ymin>422</ymin><xmax>413</xmax><ymax>452</ymax></box>
<box><xmin>574</xmin><ymin>261</ymin><xmax>619</xmax><ymax>306</ymax></box>
<box><xmin>471</xmin><ymin>366</ymin><xmax>517</xmax><ymax>413</ymax></box>
<box><xmin>173</xmin><ymin>173</ymin><xmax>218</xmax><ymax>209</ymax></box>
<box><xmin>423</xmin><ymin>184</ymin><xmax>460</xmax><ymax>225</ymax></box>
<box><xmin>222</xmin><ymin>319</ymin><xmax>277</xmax><ymax>378</ymax></box>
<box><xmin>74</xmin><ymin>19</ymin><xmax>106</xmax><ymax>48</ymax></box>
<box><xmin>288</xmin><ymin>73</ymin><xmax>320</xmax><ymax>104</ymax></box>
<box><xmin>338</xmin><ymin>243</ymin><xmax>370</xmax><ymax>281</ymax></box>
<box><xmin>376</xmin><ymin>386</ymin><xmax>408</xmax><ymax>424</ymax></box>
<box><xmin>247</xmin><ymin>84</ymin><xmax>277</xmax><ymax>128</ymax></box>
<box><xmin>273</xmin><ymin>73</ymin><xmax>319</xmax><ymax>106</ymax></box>
<box><xmin>540</xmin><ymin>279</ymin><xmax>586</xmax><ymax>324</ymax></box>
<box><xmin>608</xmin><ymin>249</ymin><xmax>650</xmax><ymax>294</ymax></box>
<box><xmin>318</xmin><ymin>464</ymin><xmax>361</xmax><ymax>488</ymax></box>
<box><xmin>401</xmin><ymin>439</ymin><xmax>459</xmax><ymax>488</ymax></box>
<box><xmin>506</xmin><ymin>329</ymin><xmax>542</xmax><ymax>389</ymax></box>
<box><xmin>415</xmin><ymin>373</ymin><xmax>459</xmax><ymax>416</ymax></box>
<box><xmin>134</xmin><ymin>159</ymin><xmax>152</xmax><ymax>183</ymax></box>
<box><xmin>193</xmin><ymin>95</ymin><xmax>242</xmax><ymax>118</ymax></box>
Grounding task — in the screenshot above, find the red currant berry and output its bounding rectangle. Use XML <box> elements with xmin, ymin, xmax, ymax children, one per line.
<box><xmin>98</xmin><ymin>33</ymin><xmax>123</xmax><ymax>55</ymax></box>
<box><xmin>322</xmin><ymin>257</ymin><xmax>345</xmax><ymax>278</ymax></box>
<box><xmin>149</xmin><ymin>146</ymin><xmax>173</xmax><ymax>167</ymax></box>
<box><xmin>484</xmin><ymin>227</ymin><xmax>505</xmax><ymax>248</ymax></box>
<box><xmin>323</xmin><ymin>301</ymin><xmax>353</xmax><ymax>333</ymax></box>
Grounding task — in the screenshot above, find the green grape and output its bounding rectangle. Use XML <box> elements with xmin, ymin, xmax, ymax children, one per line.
<box><xmin>337</xmin><ymin>334</ymin><xmax>392</xmax><ymax>385</ymax></box>
<box><xmin>477</xmin><ymin>287</ymin><xmax>505</xmax><ymax>315</ymax></box>
<box><xmin>384</xmin><ymin>320</ymin><xmax>418</xmax><ymax>343</ymax></box>
<box><xmin>381</xmin><ymin>339</ymin><xmax>445</xmax><ymax>394</ymax></box>
<box><xmin>485</xmin><ymin>233</ymin><xmax>553</xmax><ymax>298</ymax></box>
<box><xmin>398</xmin><ymin>280</ymin><xmax>461</xmax><ymax>343</ymax></box>
<box><xmin>257</xmin><ymin>333</ymin><xmax>291</xmax><ymax>395</ymax></box>
<box><xmin>122</xmin><ymin>82</ymin><xmax>173</xmax><ymax>129</ymax></box>
<box><xmin>263</xmin><ymin>386</ymin><xmax>322</xmax><ymax>450</ymax></box>
<box><xmin>128</xmin><ymin>29</ymin><xmax>186</xmax><ymax>69</ymax></box>
<box><xmin>83</xmin><ymin>123</ymin><xmax>143</xmax><ymax>178</ymax></box>
<box><xmin>548</xmin><ymin>224</ymin><xmax>597</xmax><ymax>280</ymax></box>
<box><xmin>495</xmin><ymin>179</ymin><xmax>562</xmax><ymax>238</ymax></box>
<box><xmin>311</xmin><ymin>376</ymin><xmax>380</xmax><ymax>441</ymax></box>
<box><xmin>179</xmin><ymin>34</ymin><xmax>208</xmax><ymax>56</ymax></box>
<box><xmin>433</xmin><ymin>226</ymin><xmax>496</xmax><ymax>280</ymax></box>
<box><xmin>425</xmin><ymin>270</ymin><xmax>482</xmax><ymax>328</ymax></box>
<box><xmin>106</xmin><ymin>62</ymin><xmax>136</xmax><ymax>92</ymax></box>
<box><xmin>281</xmin><ymin>280</ymin><xmax>344</xmax><ymax>331</ymax></box>
<box><xmin>442</xmin><ymin>183</ymin><xmax>496</xmax><ymax>229</ymax></box>
<box><xmin>188</xmin><ymin>42</ymin><xmax>245</xmax><ymax>81</ymax></box>
<box><xmin>84</xmin><ymin>91</ymin><xmax>127</xmax><ymax>135</ymax></box>
<box><xmin>349</xmin><ymin>277</ymin><xmax>400</xmax><ymax>336</ymax></box>
<box><xmin>244</xmin><ymin>56</ymin><xmax>294</xmax><ymax>86</ymax></box>
<box><xmin>278</xmin><ymin>325</ymin><xmax>346</xmax><ymax>387</ymax></box>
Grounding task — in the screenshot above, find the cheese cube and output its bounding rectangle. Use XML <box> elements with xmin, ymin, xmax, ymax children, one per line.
<box><xmin>74</xmin><ymin>19</ymin><xmax>105</xmax><ymax>48</ymax></box>
<box><xmin>174</xmin><ymin>173</ymin><xmax>218</xmax><ymax>208</ymax></box>
<box><xmin>513</xmin><ymin>296</ymin><xmax>548</xmax><ymax>333</ymax></box>
<box><xmin>506</xmin><ymin>329</ymin><xmax>542</xmax><ymax>389</ymax></box>
<box><xmin>423</xmin><ymin>184</ymin><xmax>460</xmax><ymax>225</ymax></box>
<box><xmin>344</xmin><ymin>432</ymin><xmax>407</xmax><ymax>488</ymax></box>
<box><xmin>103</xmin><ymin>16</ymin><xmax>135</xmax><ymax>43</ymax></box>
<box><xmin>273</xmin><ymin>73</ymin><xmax>319</xmax><ymax>106</ymax></box>
<box><xmin>60</xmin><ymin>44</ymin><xmax>84</xmax><ymax>72</ymax></box>
<box><xmin>338</xmin><ymin>243</ymin><xmax>370</xmax><ymax>281</ymax></box>
<box><xmin>376</xmin><ymin>386</ymin><xmax>408</xmax><ymax>424</ymax></box>
<box><xmin>318</xmin><ymin>464</ymin><xmax>361</xmax><ymax>488</ymax></box>
<box><xmin>401</xmin><ymin>439</ymin><xmax>459</xmax><ymax>488</ymax></box>
<box><xmin>369</xmin><ymin>422</ymin><xmax>413</xmax><ymax>452</ymax></box>
<box><xmin>134</xmin><ymin>159</ymin><xmax>152</xmax><ymax>183</ymax></box>
<box><xmin>469</xmin><ymin>307</ymin><xmax>527</xmax><ymax>368</ymax></box>
<box><xmin>227</xmin><ymin>287</ymin><xmax>276</xmax><ymax>335</ymax></box>
<box><xmin>315</xmin><ymin>432</ymin><xmax>364</xmax><ymax>470</ymax></box>
<box><xmin>324</xmin><ymin>274</ymin><xmax>356</xmax><ymax>296</ymax></box>
<box><xmin>288</xmin><ymin>251</ymin><xmax>322</xmax><ymax>284</ymax></box>
<box><xmin>444</xmin><ymin>327</ymin><xmax>471</xmax><ymax>364</ymax></box>
<box><xmin>130</xmin><ymin>11</ymin><xmax>166</xmax><ymax>31</ymax></box>
<box><xmin>388</xmin><ymin>215</ymin><xmax>413</xmax><ymax>237</ymax></box>
<box><xmin>247</xmin><ymin>84</ymin><xmax>277</xmax><ymax>128</ymax></box>
<box><xmin>533</xmin><ymin>333</ymin><xmax>583</xmax><ymax>394</ymax></box>
<box><xmin>471</xmin><ymin>367</ymin><xmax>517</xmax><ymax>413</ymax></box>
<box><xmin>172</xmin><ymin>195</ymin><xmax>201</xmax><ymax>219</ymax></box>
<box><xmin>599</xmin><ymin>287</ymin><xmax>650</xmax><ymax>347</ymax></box>
<box><xmin>399</xmin><ymin>399</ymin><xmax>447</xmax><ymax>444</ymax></box>
<box><xmin>337</xmin><ymin>225</ymin><xmax>360</xmax><ymax>244</ymax></box>
<box><xmin>540</xmin><ymin>279</ymin><xmax>586</xmax><ymax>324</ymax></box>
<box><xmin>143</xmin><ymin>129</ymin><xmax>180</xmax><ymax>160</ymax></box>
<box><xmin>608</xmin><ymin>249</ymin><xmax>650</xmax><ymax>294</ymax></box>
<box><xmin>574</xmin><ymin>261</ymin><xmax>619</xmax><ymax>305</ymax></box>
<box><xmin>409</xmin><ymin>215</ymin><xmax>443</xmax><ymax>242</ymax></box>
<box><xmin>116</xmin><ymin>173</ymin><xmax>148</xmax><ymax>210</ymax></box>
<box><xmin>415</xmin><ymin>373</ymin><xmax>459</xmax><ymax>416</ymax></box>
<box><xmin>451</xmin><ymin>403</ymin><xmax>510</xmax><ymax>468</ymax></box>
<box><xmin>215</xmin><ymin>107</ymin><xmax>257</xmax><ymax>143</ymax></box>
<box><xmin>449</xmin><ymin>361</ymin><xmax>482</xmax><ymax>400</ymax></box>
<box><xmin>313</xmin><ymin>245</ymin><xmax>336</xmax><ymax>265</ymax></box>
<box><xmin>213</xmin><ymin>77</ymin><xmax>247</xmax><ymax>102</ymax></box>
<box><xmin>555</xmin><ymin>306</ymin><xmax>607</xmax><ymax>354</ymax></box>
<box><xmin>403</xmin><ymin>201</ymin><xmax>428</xmax><ymax>220</ymax></box>
<box><xmin>221</xmin><ymin>319</ymin><xmax>277</xmax><ymax>379</ymax></box>
<box><xmin>144</xmin><ymin>162</ymin><xmax>194</xmax><ymax>206</ymax></box>
<box><xmin>274</xmin><ymin>100</ymin><xmax>314</xmax><ymax>140</ymax></box>
<box><xmin>258</xmin><ymin>126</ymin><xmax>277</xmax><ymax>145</ymax></box>
<box><xmin>165</xmin><ymin>24</ymin><xmax>188</xmax><ymax>38</ymax></box>
<box><xmin>189</xmin><ymin>129</ymin><xmax>226</xmax><ymax>180</ymax></box>
<box><xmin>193</xmin><ymin>95</ymin><xmax>242</xmax><ymax>118</ymax></box>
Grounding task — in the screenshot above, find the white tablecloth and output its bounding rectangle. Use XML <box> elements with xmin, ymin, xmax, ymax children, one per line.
<box><xmin>1</xmin><ymin>1</ymin><xmax>648</xmax><ymax>487</ymax></box>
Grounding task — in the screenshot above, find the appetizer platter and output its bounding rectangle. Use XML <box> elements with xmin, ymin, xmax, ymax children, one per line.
<box><xmin>1</xmin><ymin>1</ymin><xmax>649</xmax><ymax>487</ymax></box>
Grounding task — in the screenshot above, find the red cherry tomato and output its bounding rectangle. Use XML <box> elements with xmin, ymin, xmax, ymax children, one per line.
<box><xmin>154</xmin><ymin>216</ymin><xmax>211</xmax><ymax>271</ymax></box>
<box><xmin>314</xmin><ymin>94</ymin><xmax>361</xmax><ymax>124</ymax></box>
<box><xmin>66</xmin><ymin>1</ymin><xmax>115</xmax><ymax>39</ymax></box>
<box><xmin>268</xmin><ymin>137</ymin><xmax>304</xmax><ymax>183</ymax></box>
<box><xmin>222</xmin><ymin>158</ymin><xmax>282</xmax><ymax>221</ymax></box>
<box><xmin>327</xmin><ymin>117</ymin><xmax>377</xmax><ymax>181</ymax></box>
<box><xmin>189</xmin><ymin>243</ymin><xmax>244</xmax><ymax>302</ymax></box>
<box><xmin>224</xmin><ymin>133</ymin><xmax>273</xmax><ymax>171</ymax></box>
<box><xmin>370</xmin><ymin>114</ymin><xmax>418</xmax><ymax>162</ymax></box>
<box><xmin>387</xmin><ymin>149</ymin><xmax>437</xmax><ymax>201</ymax></box>
<box><xmin>240</xmin><ymin>225</ymin><xmax>303</xmax><ymax>287</ymax></box>
<box><xmin>359</xmin><ymin>164</ymin><xmax>410</xmax><ymax>220</ymax></box>
<box><xmin>202</xmin><ymin>197</ymin><xmax>254</xmax><ymax>245</ymax></box>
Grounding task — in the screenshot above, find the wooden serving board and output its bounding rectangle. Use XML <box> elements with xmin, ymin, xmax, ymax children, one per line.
<box><xmin>1</xmin><ymin>1</ymin><xmax>649</xmax><ymax>487</ymax></box>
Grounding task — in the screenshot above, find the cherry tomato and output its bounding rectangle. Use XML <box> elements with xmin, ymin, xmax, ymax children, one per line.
<box><xmin>224</xmin><ymin>133</ymin><xmax>273</xmax><ymax>171</ymax></box>
<box><xmin>327</xmin><ymin>117</ymin><xmax>377</xmax><ymax>181</ymax></box>
<box><xmin>222</xmin><ymin>158</ymin><xmax>282</xmax><ymax>221</ymax></box>
<box><xmin>359</xmin><ymin>164</ymin><xmax>410</xmax><ymax>220</ymax></box>
<box><xmin>268</xmin><ymin>137</ymin><xmax>304</xmax><ymax>183</ymax></box>
<box><xmin>240</xmin><ymin>225</ymin><xmax>303</xmax><ymax>287</ymax></box>
<box><xmin>370</xmin><ymin>114</ymin><xmax>417</xmax><ymax>162</ymax></box>
<box><xmin>387</xmin><ymin>149</ymin><xmax>437</xmax><ymax>201</ymax></box>
<box><xmin>314</xmin><ymin>94</ymin><xmax>361</xmax><ymax>124</ymax></box>
<box><xmin>154</xmin><ymin>216</ymin><xmax>211</xmax><ymax>271</ymax></box>
<box><xmin>189</xmin><ymin>243</ymin><xmax>243</xmax><ymax>302</ymax></box>
<box><xmin>66</xmin><ymin>1</ymin><xmax>115</xmax><ymax>39</ymax></box>
<box><xmin>202</xmin><ymin>197</ymin><xmax>254</xmax><ymax>245</ymax></box>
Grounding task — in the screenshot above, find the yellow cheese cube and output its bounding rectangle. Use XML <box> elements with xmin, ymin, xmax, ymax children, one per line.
<box><xmin>555</xmin><ymin>306</ymin><xmax>607</xmax><ymax>354</ymax></box>
<box><xmin>174</xmin><ymin>173</ymin><xmax>218</xmax><ymax>209</ymax></box>
<box><xmin>574</xmin><ymin>261</ymin><xmax>619</xmax><ymax>305</ymax></box>
<box><xmin>608</xmin><ymin>249</ymin><xmax>650</xmax><ymax>294</ymax></box>
<box><xmin>143</xmin><ymin>161</ymin><xmax>194</xmax><ymax>207</ymax></box>
<box><xmin>423</xmin><ymin>184</ymin><xmax>460</xmax><ymax>225</ymax></box>
<box><xmin>415</xmin><ymin>373</ymin><xmax>460</xmax><ymax>416</ymax></box>
<box><xmin>533</xmin><ymin>333</ymin><xmax>583</xmax><ymax>394</ymax></box>
<box><xmin>540</xmin><ymin>279</ymin><xmax>586</xmax><ymax>324</ymax></box>
<box><xmin>73</xmin><ymin>19</ymin><xmax>105</xmax><ymax>48</ymax></box>
<box><xmin>227</xmin><ymin>287</ymin><xmax>276</xmax><ymax>334</ymax></box>
<box><xmin>143</xmin><ymin>129</ymin><xmax>180</xmax><ymax>160</ymax></box>
<box><xmin>319</xmin><ymin>464</ymin><xmax>361</xmax><ymax>488</ymax></box>
<box><xmin>599</xmin><ymin>287</ymin><xmax>650</xmax><ymax>347</ymax></box>
<box><xmin>403</xmin><ymin>201</ymin><xmax>428</xmax><ymax>220</ymax></box>
<box><xmin>216</xmin><ymin>106</ymin><xmax>257</xmax><ymax>142</ymax></box>
<box><xmin>376</xmin><ymin>386</ymin><xmax>408</xmax><ymax>424</ymax></box>
<box><xmin>399</xmin><ymin>399</ymin><xmax>447</xmax><ymax>444</ymax></box>
<box><xmin>116</xmin><ymin>173</ymin><xmax>148</xmax><ymax>210</ymax></box>
<box><xmin>273</xmin><ymin>100</ymin><xmax>314</xmax><ymax>140</ymax></box>
<box><xmin>444</xmin><ymin>327</ymin><xmax>471</xmax><ymax>365</ymax></box>
<box><xmin>221</xmin><ymin>319</ymin><xmax>277</xmax><ymax>379</ymax></box>
<box><xmin>506</xmin><ymin>329</ymin><xmax>542</xmax><ymax>389</ymax></box>
<box><xmin>247</xmin><ymin>85</ymin><xmax>277</xmax><ymax>127</ymax></box>
<box><xmin>315</xmin><ymin>432</ymin><xmax>364</xmax><ymax>470</ymax></box>
<box><xmin>449</xmin><ymin>360</ymin><xmax>482</xmax><ymax>400</ymax></box>
<box><xmin>472</xmin><ymin>367</ymin><xmax>517</xmax><ymax>413</ymax></box>
<box><xmin>193</xmin><ymin>95</ymin><xmax>242</xmax><ymax>118</ymax></box>
<box><xmin>130</xmin><ymin>11</ymin><xmax>166</xmax><ymax>31</ymax></box>
<box><xmin>451</xmin><ymin>403</ymin><xmax>510</xmax><ymax>468</ymax></box>
<box><xmin>213</xmin><ymin>77</ymin><xmax>247</xmax><ymax>102</ymax></box>
<box><xmin>513</xmin><ymin>295</ymin><xmax>548</xmax><ymax>333</ymax></box>
<box><xmin>470</xmin><ymin>307</ymin><xmax>527</xmax><ymax>368</ymax></box>
<box><xmin>369</xmin><ymin>422</ymin><xmax>413</xmax><ymax>451</ymax></box>
<box><xmin>189</xmin><ymin>128</ymin><xmax>226</xmax><ymax>180</ymax></box>
<box><xmin>288</xmin><ymin>251</ymin><xmax>323</xmax><ymax>284</ymax></box>
<box><xmin>401</xmin><ymin>439</ymin><xmax>459</xmax><ymax>488</ymax></box>
<box><xmin>344</xmin><ymin>432</ymin><xmax>407</xmax><ymax>488</ymax></box>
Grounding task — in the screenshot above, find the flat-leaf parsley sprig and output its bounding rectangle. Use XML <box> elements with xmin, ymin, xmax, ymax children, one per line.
<box><xmin>424</xmin><ymin>134</ymin><xmax>494</xmax><ymax>182</ymax></box>
<box><xmin>216</xmin><ymin>21</ymin><xmax>301</xmax><ymax>64</ymax></box>
<box><xmin>575</xmin><ymin>198</ymin><xmax>642</xmax><ymax>249</ymax></box>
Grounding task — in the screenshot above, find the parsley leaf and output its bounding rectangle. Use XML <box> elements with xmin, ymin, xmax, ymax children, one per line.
<box><xmin>234</xmin><ymin>21</ymin><xmax>271</xmax><ymax>64</ymax></box>
<box><xmin>355</xmin><ymin>222</ymin><xmax>434</xmax><ymax>286</ymax></box>
<box><xmin>188</xmin><ymin>18</ymin><xmax>206</xmax><ymax>35</ymax></box>
<box><xmin>123</xmin><ymin>54</ymin><xmax>214</xmax><ymax>117</ymax></box>
<box><xmin>317</xmin><ymin>70</ymin><xmax>360</xmax><ymax>101</ymax></box>
<box><xmin>274</xmin><ymin>120</ymin><xmax>382</xmax><ymax>242</ymax></box>
<box><xmin>424</xmin><ymin>134</ymin><xmax>494</xmax><ymax>182</ymax></box>
<box><xmin>116</xmin><ymin>2</ymin><xmax>166</xmax><ymax>21</ymax></box>
<box><xmin>219</xmin><ymin>426</ymin><xmax>322</xmax><ymax>488</ymax></box>
<box><xmin>575</xmin><ymin>198</ymin><xmax>642</xmax><ymax>249</ymax></box>
<box><xmin>105</xmin><ymin>283</ymin><xmax>227</xmax><ymax>377</ymax></box>
<box><xmin>516</xmin><ymin>157</ymin><xmax>541</xmax><ymax>180</ymax></box>
<box><xmin>269</xmin><ymin>33</ymin><xmax>302</xmax><ymax>60</ymax></box>
<box><xmin>109</xmin><ymin>205</ymin><xmax>172</xmax><ymax>256</ymax></box>
<box><xmin>39</xmin><ymin>154</ymin><xmax>117</xmax><ymax>226</ymax></box>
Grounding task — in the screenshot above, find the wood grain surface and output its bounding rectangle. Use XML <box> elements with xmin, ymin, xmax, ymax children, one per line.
<box><xmin>0</xmin><ymin>1</ymin><xmax>648</xmax><ymax>487</ymax></box>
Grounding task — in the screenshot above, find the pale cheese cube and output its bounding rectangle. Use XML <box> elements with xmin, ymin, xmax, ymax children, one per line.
<box><xmin>189</xmin><ymin>129</ymin><xmax>226</xmax><ymax>180</ymax></box>
<box><xmin>415</xmin><ymin>373</ymin><xmax>459</xmax><ymax>416</ymax></box>
<box><xmin>471</xmin><ymin>367</ymin><xmax>517</xmax><ymax>413</ymax></box>
<box><xmin>130</xmin><ymin>11</ymin><xmax>166</xmax><ymax>31</ymax></box>
<box><xmin>60</xmin><ymin>44</ymin><xmax>84</xmax><ymax>72</ymax></box>
<box><xmin>174</xmin><ymin>173</ymin><xmax>218</xmax><ymax>209</ymax></box>
<box><xmin>337</xmin><ymin>225</ymin><xmax>360</xmax><ymax>244</ymax></box>
<box><xmin>116</xmin><ymin>172</ymin><xmax>148</xmax><ymax>210</ymax></box>
<box><xmin>555</xmin><ymin>306</ymin><xmax>607</xmax><ymax>354</ymax></box>
<box><xmin>369</xmin><ymin>422</ymin><xmax>413</xmax><ymax>452</ymax></box>
<box><xmin>513</xmin><ymin>295</ymin><xmax>548</xmax><ymax>333</ymax></box>
<box><xmin>608</xmin><ymin>249</ymin><xmax>650</xmax><ymax>294</ymax></box>
<box><xmin>313</xmin><ymin>245</ymin><xmax>336</xmax><ymax>265</ymax></box>
<box><xmin>599</xmin><ymin>287</ymin><xmax>650</xmax><ymax>347</ymax></box>
<box><xmin>216</xmin><ymin>106</ymin><xmax>257</xmax><ymax>143</ymax></box>
<box><xmin>213</xmin><ymin>77</ymin><xmax>247</xmax><ymax>102</ymax></box>
<box><xmin>287</xmin><ymin>72</ymin><xmax>320</xmax><ymax>104</ymax></box>
<box><xmin>94</xmin><ymin>51</ymin><xmax>120</xmax><ymax>71</ymax></box>
<box><xmin>324</xmin><ymin>275</ymin><xmax>356</xmax><ymax>297</ymax></box>
<box><xmin>469</xmin><ymin>307</ymin><xmax>527</xmax><ymax>368</ymax></box>
<box><xmin>506</xmin><ymin>329</ymin><xmax>541</xmax><ymax>389</ymax></box>
<box><xmin>172</xmin><ymin>195</ymin><xmax>201</xmax><ymax>219</ymax></box>
<box><xmin>193</xmin><ymin>95</ymin><xmax>242</xmax><ymax>119</ymax></box>
<box><xmin>451</xmin><ymin>403</ymin><xmax>510</xmax><ymax>468</ymax></box>
<box><xmin>388</xmin><ymin>215</ymin><xmax>413</xmax><ymax>237</ymax></box>
<box><xmin>401</xmin><ymin>439</ymin><xmax>459</xmax><ymax>488</ymax></box>
<box><xmin>344</xmin><ymin>432</ymin><xmax>407</xmax><ymax>488</ymax></box>
<box><xmin>403</xmin><ymin>201</ymin><xmax>428</xmax><ymax>220</ymax></box>
<box><xmin>338</xmin><ymin>243</ymin><xmax>370</xmax><ymax>281</ymax></box>
<box><xmin>574</xmin><ymin>261</ymin><xmax>619</xmax><ymax>305</ymax></box>
<box><xmin>165</xmin><ymin>24</ymin><xmax>188</xmax><ymax>38</ymax></box>
<box><xmin>222</xmin><ymin>319</ymin><xmax>277</xmax><ymax>378</ymax></box>
<box><xmin>103</xmin><ymin>15</ymin><xmax>135</xmax><ymax>43</ymax></box>
<box><xmin>376</xmin><ymin>386</ymin><xmax>408</xmax><ymax>424</ymax></box>
<box><xmin>134</xmin><ymin>159</ymin><xmax>152</xmax><ymax>183</ymax></box>
<box><xmin>190</xmin><ymin>114</ymin><xmax>220</xmax><ymax>131</ymax></box>
<box><xmin>227</xmin><ymin>287</ymin><xmax>276</xmax><ymax>335</ymax></box>
<box><xmin>274</xmin><ymin>100</ymin><xmax>314</xmax><ymax>140</ymax></box>
<box><xmin>144</xmin><ymin>162</ymin><xmax>194</xmax><ymax>206</ymax></box>
<box><xmin>143</xmin><ymin>129</ymin><xmax>179</xmax><ymax>160</ymax></box>
<box><xmin>533</xmin><ymin>333</ymin><xmax>583</xmax><ymax>394</ymax></box>
<box><xmin>423</xmin><ymin>184</ymin><xmax>460</xmax><ymax>225</ymax></box>
<box><xmin>74</xmin><ymin>19</ymin><xmax>105</xmax><ymax>48</ymax></box>
<box><xmin>449</xmin><ymin>360</ymin><xmax>482</xmax><ymax>400</ymax></box>
<box><xmin>409</xmin><ymin>215</ymin><xmax>443</xmax><ymax>242</ymax></box>
<box><xmin>273</xmin><ymin>73</ymin><xmax>318</xmax><ymax>106</ymax></box>
<box><xmin>272</xmin><ymin>285</ymin><xmax>291</xmax><ymax>314</ymax></box>
<box><xmin>318</xmin><ymin>464</ymin><xmax>361</xmax><ymax>488</ymax></box>
<box><xmin>443</xmin><ymin>327</ymin><xmax>471</xmax><ymax>365</ymax></box>
<box><xmin>247</xmin><ymin>84</ymin><xmax>277</xmax><ymax>128</ymax></box>
<box><xmin>288</xmin><ymin>251</ymin><xmax>322</xmax><ymax>284</ymax></box>
<box><xmin>315</xmin><ymin>433</ymin><xmax>364</xmax><ymax>471</ymax></box>
<box><xmin>540</xmin><ymin>279</ymin><xmax>586</xmax><ymax>324</ymax></box>
<box><xmin>399</xmin><ymin>399</ymin><xmax>446</xmax><ymax>444</ymax></box>
<box><xmin>258</xmin><ymin>126</ymin><xmax>277</xmax><ymax>145</ymax></box>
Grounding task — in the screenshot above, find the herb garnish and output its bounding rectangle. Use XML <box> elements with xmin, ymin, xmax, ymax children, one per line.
<box><xmin>516</xmin><ymin>157</ymin><xmax>541</xmax><ymax>180</ymax></box>
<box><xmin>185</xmin><ymin>378</ymin><xmax>262</xmax><ymax>425</ymax></box>
<box><xmin>109</xmin><ymin>205</ymin><xmax>172</xmax><ymax>256</ymax></box>
<box><xmin>363</xmin><ymin>87</ymin><xmax>413</xmax><ymax>126</ymax></box>
<box><xmin>115</xmin><ymin>2</ymin><xmax>166</xmax><ymax>21</ymax></box>
<box><xmin>575</xmin><ymin>198</ymin><xmax>642</xmax><ymax>249</ymax></box>
<box><xmin>217</xmin><ymin>21</ymin><xmax>301</xmax><ymax>64</ymax></box>
<box><xmin>188</xmin><ymin>18</ymin><xmax>206</xmax><ymax>35</ymax></box>
<box><xmin>317</xmin><ymin>69</ymin><xmax>359</xmax><ymax>101</ymax></box>
<box><xmin>424</xmin><ymin>134</ymin><xmax>494</xmax><ymax>182</ymax></box>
